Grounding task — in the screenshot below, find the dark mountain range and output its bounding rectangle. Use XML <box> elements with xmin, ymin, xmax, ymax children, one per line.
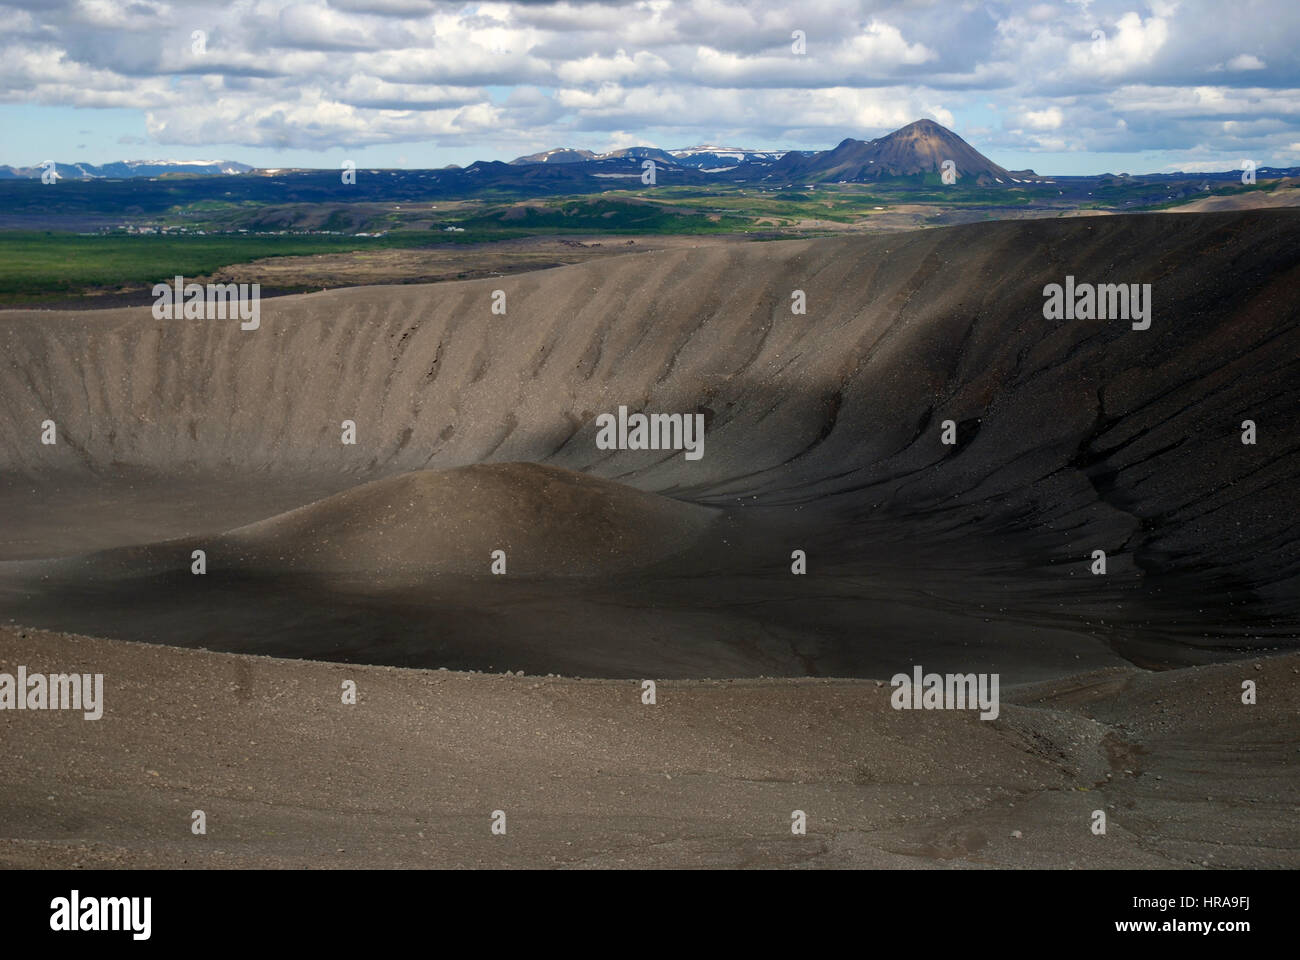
<box><xmin>3</xmin><ymin>121</ymin><xmax>1295</xmax><ymax>231</ymax></box>
<box><xmin>12</xmin><ymin>122</ymin><xmax>1295</xmax><ymax>197</ymax></box>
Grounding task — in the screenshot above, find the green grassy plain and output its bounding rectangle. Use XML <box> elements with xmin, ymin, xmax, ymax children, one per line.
<box><xmin>1</xmin><ymin>176</ymin><xmax>1280</xmax><ymax>304</ymax></box>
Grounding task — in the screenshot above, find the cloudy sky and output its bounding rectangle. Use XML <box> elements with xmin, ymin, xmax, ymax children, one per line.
<box><xmin>0</xmin><ymin>0</ymin><xmax>1296</xmax><ymax>174</ymax></box>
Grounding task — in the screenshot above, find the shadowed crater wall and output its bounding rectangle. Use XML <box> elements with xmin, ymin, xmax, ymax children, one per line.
<box><xmin>1</xmin><ymin>211</ymin><xmax>1297</xmax><ymax>676</ymax></box>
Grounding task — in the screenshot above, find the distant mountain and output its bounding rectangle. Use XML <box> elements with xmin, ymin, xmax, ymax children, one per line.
<box><xmin>765</xmin><ymin>119</ymin><xmax>1023</xmax><ymax>185</ymax></box>
<box><xmin>670</xmin><ymin>144</ymin><xmax>781</xmax><ymax>159</ymax></box>
<box><xmin>669</xmin><ymin>145</ymin><xmax>789</xmax><ymax>170</ymax></box>
<box><xmin>511</xmin><ymin>145</ymin><xmax>680</xmax><ymax>166</ymax></box>
<box><xmin>509</xmin><ymin>148</ymin><xmax>597</xmax><ymax>165</ymax></box>
<box><xmin>504</xmin><ymin>122</ymin><xmax>1025</xmax><ymax>184</ymax></box>
<box><xmin>510</xmin><ymin>144</ymin><xmax>784</xmax><ymax>169</ymax></box>
<box><xmin>601</xmin><ymin>146</ymin><xmax>678</xmax><ymax>164</ymax></box>
<box><xmin>0</xmin><ymin>160</ymin><xmax>253</xmax><ymax>180</ymax></box>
